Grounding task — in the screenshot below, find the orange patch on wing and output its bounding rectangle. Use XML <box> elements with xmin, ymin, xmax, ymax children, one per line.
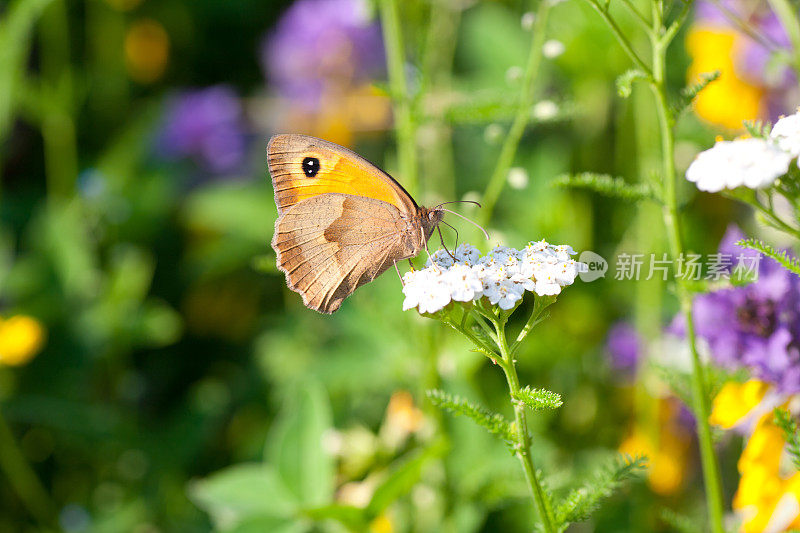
<box><xmin>277</xmin><ymin>158</ymin><xmax>403</xmax><ymax>209</ymax></box>
<box><xmin>268</xmin><ymin>134</ymin><xmax>416</xmax><ymax>215</ymax></box>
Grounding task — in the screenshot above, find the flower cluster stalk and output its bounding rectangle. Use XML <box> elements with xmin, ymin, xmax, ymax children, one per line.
<box><xmin>583</xmin><ymin>0</ymin><xmax>726</xmax><ymax>530</ymax></box>
<box><xmin>652</xmin><ymin>52</ymin><xmax>726</xmax><ymax>533</ymax></box>
<box><xmin>458</xmin><ymin>301</ymin><xmax>557</xmax><ymax>532</ymax></box>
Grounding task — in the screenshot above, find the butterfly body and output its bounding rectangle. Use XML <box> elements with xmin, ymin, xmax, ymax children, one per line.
<box><xmin>268</xmin><ymin>134</ymin><xmax>442</xmax><ymax>314</ymax></box>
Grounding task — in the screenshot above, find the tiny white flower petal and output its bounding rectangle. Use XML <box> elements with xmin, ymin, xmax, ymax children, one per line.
<box><xmin>454</xmin><ymin>244</ymin><xmax>481</xmax><ymax>265</ymax></box>
<box><xmin>770</xmin><ymin>111</ymin><xmax>800</xmax><ymax>157</ymax></box>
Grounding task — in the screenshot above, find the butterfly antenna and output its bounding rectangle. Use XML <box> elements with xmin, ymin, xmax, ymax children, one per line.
<box><xmin>440</xmin><ymin>208</ymin><xmax>490</xmax><ymax>240</ymax></box>
<box><xmin>437</xmin><ymin>200</ymin><xmax>482</xmax><ymax>208</ymax></box>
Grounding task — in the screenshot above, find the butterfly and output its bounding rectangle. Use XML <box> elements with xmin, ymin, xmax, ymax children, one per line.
<box><xmin>268</xmin><ymin>134</ymin><xmax>446</xmax><ymax>314</ymax></box>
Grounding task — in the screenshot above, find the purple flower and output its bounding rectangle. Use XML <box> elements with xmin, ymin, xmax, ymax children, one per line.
<box><xmin>262</xmin><ymin>0</ymin><xmax>384</xmax><ymax>109</ymax></box>
<box><xmin>676</xmin><ymin>225</ymin><xmax>800</xmax><ymax>394</ymax></box>
<box><xmin>158</xmin><ymin>85</ymin><xmax>247</xmax><ymax>175</ymax></box>
<box><xmin>606</xmin><ymin>321</ymin><xmax>642</xmax><ymax>373</ymax></box>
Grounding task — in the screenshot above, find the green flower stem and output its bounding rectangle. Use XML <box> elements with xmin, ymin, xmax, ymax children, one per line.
<box><xmin>510</xmin><ymin>296</ymin><xmax>554</xmax><ymax>355</ymax></box>
<box><xmin>650</xmin><ymin>26</ymin><xmax>725</xmax><ymax>533</ymax></box>
<box><xmin>751</xmin><ymin>194</ymin><xmax>800</xmax><ymax>241</ymax></box>
<box><xmin>0</xmin><ymin>407</ymin><xmax>55</xmax><ymax>526</ymax></box>
<box><xmin>480</xmin><ymin>0</ymin><xmax>551</xmax><ymax>226</ymax></box>
<box><xmin>491</xmin><ymin>310</ymin><xmax>556</xmax><ymax>533</ymax></box>
<box><xmin>768</xmin><ymin>0</ymin><xmax>800</xmax><ymax>78</ymax></box>
<box><xmin>379</xmin><ymin>0</ymin><xmax>418</xmax><ymax>195</ymax></box>
<box><xmin>586</xmin><ymin>2</ymin><xmax>725</xmax><ymax>530</ymax></box>
<box><xmin>584</xmin><ymin>0</ymin><xmax>652</xmax><ymax>76</ymax></box>
<box><xmin>619</xmin><ymin>0</ymin><xmax>651</xmax><ymax>33</ymax></box>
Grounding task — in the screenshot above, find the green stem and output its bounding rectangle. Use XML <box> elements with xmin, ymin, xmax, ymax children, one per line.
<box><xmin>584</xmin><ymin>0</ymin><xmax>652</xmax><ymax>75</ymax></box>
<box><xmin>650</xmin><ymin>38</ymin><xmax>725</xmax><ymax>533</ymax></box>
<box><xmin>379</xmin><ymin>0</ymin><xmax>418</xmax><ymax>195</ymax></box>
<box><xmin>619</xmin><ymin>0</ymin><xmax>651</xmax><ymax>33</ymax></box>
<box><xmin>493</xmin><ymin>314</ymin><xmax>556</xmax><ymax>533</ymax></box>
<box><xmin>767</xmin><ymin>0</ymin><xmax>800</xmax><ymax>78</ymax></box>
<box><xmin>755</xmin><ymin>194</ymin><xmax>800</xmax><ymax>240</ymax></box>
<box><xmin>480</xmin><ymin>0</ymin><xmax>551</xmax><ymax>226</ymax></box>
<box><xmin>0</xmin><ymin>407</ymin><xmax>55</xmax><ymax>526</ymax></box>
<box><xmin>509</xmin><ymin>296</ymin><xmax>553</xmax><ymax>355</ymax></box>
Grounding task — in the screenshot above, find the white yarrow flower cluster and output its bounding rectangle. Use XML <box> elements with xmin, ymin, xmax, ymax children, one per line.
<box><xmin>685</xmin><ymin>109</ymin><xmax>800</xmax><ymax>192</ymax></box>
<box><xmin>685</xmin><ymin>138</ymin><xmax>792</xmax><ymax>192</ymax></box>
<box><xmin>402</xmin><ymin>242</ymin><xmax>587</xmax><ymax>314</ymax></box>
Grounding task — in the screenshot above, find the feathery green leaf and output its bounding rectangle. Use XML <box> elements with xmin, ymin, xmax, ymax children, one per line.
<box><xmin>556</xmin><ymin>454</ymin><xmax>647</xmax><ymax>525</ymax></box>
<box><xmin>512</xmin><ymin>386</ymin><xmax>562</xmax><ymax>411</ymax></box>
<box><xmin>743</xmin><ymin>119</ymin><xmax>772</xmax><ymax>138</ymax></box>
<box><xmin>616</xmin><ymin>69</ymin><xmax>649</xmax><ymax>98</ymax></box>
<box><xmin>670</xmin><ymin>71</ymin><xmax>720</xmax><ymax>116</ymax></box>
<box><xmin>774</xmin><ymin>408</ymin><xmax>800</xmax><ymax>472</ymax></box>
<box><xmin>736</xmin><ymin>238</ymin><xmax>800</xmax><ymax>277</ymax></box>
<box><xmin>426</xmin><ymin>389</ymin><xmax>515</xmax><ymax>445</ymax></box>
<box><xmin>553</xmin><ymin>173</ymin><xmax>653</xmax><ymax>202</ymax></box>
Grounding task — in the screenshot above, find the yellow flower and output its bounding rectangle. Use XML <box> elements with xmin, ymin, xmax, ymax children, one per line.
<box><xmin>369</xmin><ymin>514</ymin><xmax>393</xmax><ymax>533</ymax></box>
<box><xmin>380</xmin><ymin>390</ymin><xmax>425</xmax><ymax>449</ymax></box>
<box><xmin>0</xmin><ymin>316</ymin><xmax>46</xmax><ymax>366</ymax></box>
<box><xmin>710</xmin><ymin>380</ymin><xmax>769</xmax><ymax>429</ymax></box>
<box><xmin>686</xmin><ymin>27</ymin><xmax>764</xmax><ymax>130</ymax></box>
<box><xmin>124</xmin><ymin>19</ymin><xmax>169</xmax><ymax>84</ymax></box>
<box><xmin>733</xmin><ymin>412</ymin><xmax>800</xmax><ymax>532</ymax></box>
<box><xmin>618</xmin><ymin>400</ymin><xmax>690</xmax><ymax>496</ymax></box>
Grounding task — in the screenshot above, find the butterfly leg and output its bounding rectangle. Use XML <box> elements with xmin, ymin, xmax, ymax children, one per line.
<box><xmin>438</xmin><ymin>225</ymin><xmax>456</xmax><ymax>261</ymax></box>
<box><xmin>394</xmin><ymin>260</ymin><xmax>404</xmax><ymax>285</ymax></box>
<box><xmin>422</xmin><ymin>228</ymin><xmax>441</xmax><ymax>273</ymax></box>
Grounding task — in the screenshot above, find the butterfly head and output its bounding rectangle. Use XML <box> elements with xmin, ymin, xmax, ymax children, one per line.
<box><xmin>419</xmin><ymin>205</ymin><xmax>445</xmax><ymax>240</ymax></box>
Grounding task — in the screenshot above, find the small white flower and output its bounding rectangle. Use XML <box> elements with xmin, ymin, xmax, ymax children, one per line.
<box><xmin>418</xmin><ymin>287</ymin><xmax>452</xmax><ymax>314</ymax></box>
<box><xmin>534</xmin><ymin>266</ymin><xmax>563</xmax><ymax>296</ymax></box>
<box><xmin>484</xmin><ymin>124</ymin><xmax>503</xmax><ymax>144</ymax></box>
<box><xmin>506</xmin><ymin>66</ymin><xmax>523</xmax><ymax>84</ymax></box>
<box><xmin>521</xmin><ymin>11</ymin><xmax>536</xmax><ymax>30</ymax></box>
<box><xmin>403</xmin><ymin>270</ymin><xmax>450</xmax><ymax>313</ymax></box>
<box><xmin>445</xmin><ymin>264</ymin><xmax>483</xmax><ymax>301</ymax></box>
<box><xmin>543</xmin><ymin>40</ymin><xmax>565</xmax><ymax>59</ymax></box>
<box><xmin>507</xmin><ymin>167</ymin><xmax>529</xmax><ymax>189</ymax></box>
<box><xmin>533</xmin><ymin>100</ymin><xmax>559</xmax><ymax>121</ymax></box>
<box><xmin>769</xmin><ymin>111</ymin><xmax>800</xmax><ymax>158</ymax></box>
<box><xmin>685</xmin><ymin>138</ymin><xmax>792</xmax><ymax>192</ymax></box>
<box><xmin>495</xmin><ymin>285</ymin><xmax>523</xmax><ymax>310</ymax></box>
<box><xmin>427</xmin><ymin>249</ymin><xmax>455</xmax><ymax>269</ymax></box>
<box><xmin>454</xmin><ymin>243</ymin><xmax>480</xmax><ymax>265</ymax></box>
<box><xmin>527</xmin><ymin>239</ymin><xmax>549</xmax><ymax>253</ymax></box>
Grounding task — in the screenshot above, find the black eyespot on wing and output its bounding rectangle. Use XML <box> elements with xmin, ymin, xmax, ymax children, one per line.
<box><xmin>302</xmin><ymin>157</ymin><xmax>320</xmax><ymax>177</ymax></box>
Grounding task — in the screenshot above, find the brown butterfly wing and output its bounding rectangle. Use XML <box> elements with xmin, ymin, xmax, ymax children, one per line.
<box><xmin>272</xmin><ymin>193</ymin><xmax>420</xmax><ymax>314</ymax></box>
<box><xmin>268</xmin><ymin>134</ymin><xmax>418</xmax><ymax>216</ymax></box>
